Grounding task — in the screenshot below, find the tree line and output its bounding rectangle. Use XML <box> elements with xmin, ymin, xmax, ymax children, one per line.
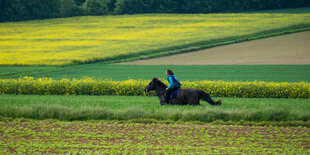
<box><xmin>1</xmin><ymin>0</ymin><xmax>309</xmax><ymax>22</ymax></box>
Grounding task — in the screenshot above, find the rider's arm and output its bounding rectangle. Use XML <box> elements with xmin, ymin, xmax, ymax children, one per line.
<box><xmin>167</xmin><ymin>76</ymin><xmax>174</xmax><ymax>89</ymax></box>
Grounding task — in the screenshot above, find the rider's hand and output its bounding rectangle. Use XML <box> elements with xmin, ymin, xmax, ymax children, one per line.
<box><xmin>166</xmin><ymin>88</ymin><xmax>168</xmax><ymax>90</ymax></box>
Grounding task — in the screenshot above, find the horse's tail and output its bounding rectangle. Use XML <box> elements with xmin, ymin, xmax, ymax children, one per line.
<box><xmin>197</xmin><ymin>90</ymin><xmax>222</xmax><ymax>106</ymax></box>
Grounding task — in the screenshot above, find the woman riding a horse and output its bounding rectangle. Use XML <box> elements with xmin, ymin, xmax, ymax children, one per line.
<box><xmin>164</xmin><ymin>69</ymin><xmax>181</xmax><ymax>104</ymax></box>
<box><xmin>145</xmin><ymin>70</ymin><xmax>222</xmax><ymax>106</ymax></box>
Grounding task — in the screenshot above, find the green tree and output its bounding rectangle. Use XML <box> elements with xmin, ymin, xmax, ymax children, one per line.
<box><xmin>60</xmin><ymin>0</ymin><xmax>85</xmax><ymax>17</ymax></box>
<box><xmin>107</xmin><ymin>0</ymin><xmax>117</xmax><ymax>13</ymax></box>
<box><xmin>22</xmin><ymin>0</ymin><xmax>60</xmax><ymax>19</ymax></box>
<box><xmin>0</xmin><ymin>0</ymin><xmax>29</xmax><ymax>21</ymax></box>
<box><xmin>75</xmin><ymin>0</ymin><xmax>86</xmax><ymax>6</ymax></box>
<box><xmin>85</xmin><ymin>0</ymin><xmax>109</xmax><ymax>15</ymax></box>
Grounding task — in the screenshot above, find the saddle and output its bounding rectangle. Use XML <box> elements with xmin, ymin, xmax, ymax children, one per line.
<box><xmin>170</xmin><ymin>89</ymin><xmax>180</xmax><ymax>100</ymax></box>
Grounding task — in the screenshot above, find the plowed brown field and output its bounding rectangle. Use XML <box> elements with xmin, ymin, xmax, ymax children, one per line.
<box><xmin>122</xmin><ymin>31</ymin><xmax>310</xmax><ymax>65</ymax></box>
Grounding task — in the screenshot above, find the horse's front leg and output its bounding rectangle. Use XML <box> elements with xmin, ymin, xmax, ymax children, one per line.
<box><xmin>159</xmin><ymin>96</ymin><xmax>168</xmax><ymax>105</ymax></box>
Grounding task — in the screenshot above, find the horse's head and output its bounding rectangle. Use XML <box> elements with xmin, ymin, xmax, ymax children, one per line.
<box><xmin>145</xmin><ymin>77</ymin><xmax>166</xmax><ymax>93</ymax></box>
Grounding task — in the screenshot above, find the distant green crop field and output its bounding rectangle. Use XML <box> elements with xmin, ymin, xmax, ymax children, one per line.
<box><xmin>1</xmin><ymin>65</ymin><xmax>309</xmax><ymax>82</ymax></box>
<box><xmin>1</xmin><ymin>8</ymin><xmax>310</xmax><ymax>65</ymax></box>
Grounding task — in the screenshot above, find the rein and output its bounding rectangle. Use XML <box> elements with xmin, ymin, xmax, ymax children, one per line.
<box><xmin>155</xmin><ymin>84</ymin><xmax>167</xmax><ymax>96</ymax></box>
<box><xmin>157</xmin><ymin>89</ymin><xmax>166</xmax><ymax>95</ymax></box>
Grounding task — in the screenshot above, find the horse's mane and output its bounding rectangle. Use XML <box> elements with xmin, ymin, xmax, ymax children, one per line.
<box><xmin>153</xmin><ymin>77</ymin><xmax>167</xmax><ymax>88</ymax></box>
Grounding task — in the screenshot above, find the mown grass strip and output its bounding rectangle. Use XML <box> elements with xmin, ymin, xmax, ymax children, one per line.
<box><xmin>1</xmin><ymin>117</ymin><xmax>309</xmax><ymax>127</ymax></box>
<box><xmin>0</xmin><ymin>77</ymin><xmax>309</xmax><ymax>98</ymax></box>
<box><xmin>2</xmin><ymin>65</ymin><xmax>310</xmax><ymax>83</ymax></box>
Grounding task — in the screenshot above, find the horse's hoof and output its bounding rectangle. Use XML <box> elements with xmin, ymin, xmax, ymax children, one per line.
<box><xmin>160</xmin><ymin>102</ymin><xmax>169</xmax><ymax>105</ymax></box>
<box><xmin>215</xmin><ymin>100</ymin><xmax>222</xmax><ymax>106</ymax></box>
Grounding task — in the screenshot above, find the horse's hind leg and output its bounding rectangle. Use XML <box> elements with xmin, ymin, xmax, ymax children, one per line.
<box><xmin>187</xmin><ymin>94</ymin><xmax>200</xmax><ymax>105</ymax></box>
<box><xmin>198</xmin><ymin>90</ymin><xmax>221</xmax><ymax>106</ymax></box>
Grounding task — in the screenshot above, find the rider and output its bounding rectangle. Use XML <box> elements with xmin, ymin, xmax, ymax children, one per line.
<box><xmin>164</xmin><ymin>69</ymin><xmax>181</xmax><ymax>104</ymax></box>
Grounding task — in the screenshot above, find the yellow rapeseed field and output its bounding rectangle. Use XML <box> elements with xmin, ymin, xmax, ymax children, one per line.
<box><xmin>0</xmin><ymin>77</ymin><xmax>309</xmax><ymax>98</ymax></box>
<box><xmin>0</xmin><ymin>13</ymin><xmax>310</xmax><ymax>65</ymax></box>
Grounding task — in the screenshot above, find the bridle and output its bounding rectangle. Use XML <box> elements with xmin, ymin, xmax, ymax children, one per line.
<box><xmin>145</xmin><ymin>81</ymin><xmax>167</xmax><ymax>95</ymax></box>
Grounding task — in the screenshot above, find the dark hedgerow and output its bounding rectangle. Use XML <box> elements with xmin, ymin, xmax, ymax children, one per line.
<box><xmin>1</xmin><ymin>0</ymin><xmax>309</xmax><ymax>22</ymax></box>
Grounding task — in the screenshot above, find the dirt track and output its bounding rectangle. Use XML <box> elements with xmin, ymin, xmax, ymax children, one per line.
<box><xmin>121</xmin><ymin>31</ymin><xmax>310</xmax><ymax>65</ymax></box>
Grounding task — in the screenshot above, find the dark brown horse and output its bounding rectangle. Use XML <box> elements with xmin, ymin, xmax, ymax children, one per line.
<box><xmin>145</xmin><ymin>78</ymin><xmax>222</xmax><ymax>106</ymax></box>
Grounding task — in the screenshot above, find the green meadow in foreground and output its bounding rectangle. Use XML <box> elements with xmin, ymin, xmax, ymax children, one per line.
<box><xmin>1</xmin><ymin>120</ymin><xmax>309</xmax><ymax>154</ymax></box>
<box><xmin>1</xmin><ymin>95</ymin><xmax>309</xmax><ymax>124</ymax></box>
<box><xmin>1</xmin><ymin>65</ymin><xmax>310</xmax><ymax>82</ymax></box>
<box><xmin>1</xmin><ymin>8</ymin><xmax>310</xmax><ymax>65</ymax></box>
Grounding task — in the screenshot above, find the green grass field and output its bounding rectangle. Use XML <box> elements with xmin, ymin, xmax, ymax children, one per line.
<box><xmin>1</xmin><ymin>7</ymin><xmax>310</xmax><ymax>154</ymax></box>
<box><xmin>1</xmin><ymin>8</ymin><xmax>310</xmax><ymax>65</ymax></box>
<box><xmin>1</xmin><ymin>65</ymin><xmax>310</xmax><ymax>82</ymax></box>
<box><xmin>1</xmin><ymin>95</ymin><xmax>309</xmax><ymax>123</ymax></box>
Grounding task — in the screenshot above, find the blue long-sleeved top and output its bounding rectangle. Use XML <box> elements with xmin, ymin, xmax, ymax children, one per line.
<box><xmin>167</xmin><ymin>75</ymin><xmax>181</xmax><ymax>89</ymax></box>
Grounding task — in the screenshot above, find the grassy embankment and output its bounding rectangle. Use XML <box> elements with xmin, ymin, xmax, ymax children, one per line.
<box><xmin>1</xmin><ymin>95</ymin><xmax>309</xmax><ymax>125</ymax></box>
<box><xmin>0</xmin><ymin>8</ymin><xmax>310</xmax><ymax>66</ymax></box>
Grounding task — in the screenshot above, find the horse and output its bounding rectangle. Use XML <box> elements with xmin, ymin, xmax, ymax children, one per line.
<box><xmin>145</xmin><ymin>77</ymin><xmax>222</xmax><ymax>106</ymax></box>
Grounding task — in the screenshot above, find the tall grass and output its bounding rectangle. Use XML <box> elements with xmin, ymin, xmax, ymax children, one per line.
<box><xmin>0</xmin><ymin>95</ymin><xmax>309</xmax><ymax>123</ymax></box>
<box><xmin>0</xmin><ymin>10</ymin><xmax>310</xmax><ymax>65</ymax></box>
